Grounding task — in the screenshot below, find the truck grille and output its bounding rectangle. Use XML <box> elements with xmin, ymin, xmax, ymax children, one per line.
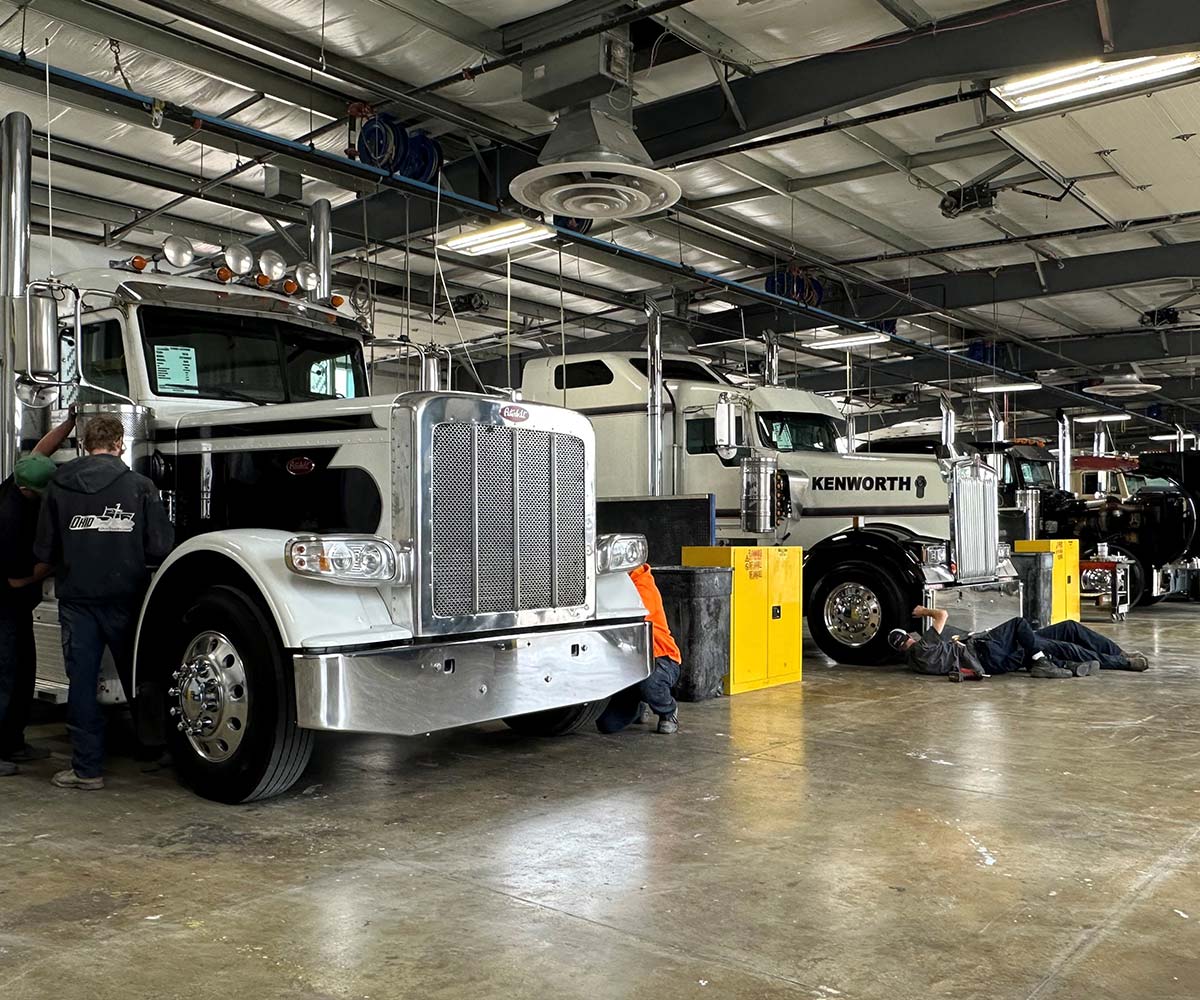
<box><xmin>429</xmin><ymin>422</ymin><xmax>588</xmax><ymax>617</ymax></box>
<box><xmin>952</xmin><ymin>461</ymin><xmax>999</xmax><ymax>584</ymax></box>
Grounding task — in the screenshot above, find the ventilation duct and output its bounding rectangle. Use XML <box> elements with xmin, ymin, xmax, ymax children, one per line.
<box><xmin>510</xmin><ymin>28</ymin><xmax>680</xmax><ymax>221</ymax></box>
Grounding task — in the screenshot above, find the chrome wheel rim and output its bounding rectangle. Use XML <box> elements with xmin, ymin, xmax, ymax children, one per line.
<box><xmin>823</xmin><ymin>582</ymin><xmax>883</xmax><ymax>647</ymax></box>
<box><xmin>169</xmin><ymin>631</ymin><xmax>248</xmax><ymax>763</ymax></box>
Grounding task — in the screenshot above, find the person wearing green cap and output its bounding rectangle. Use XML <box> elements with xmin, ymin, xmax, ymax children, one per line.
<box><xmin>0</xmin><ymin>410</ymin><xmax>76</xmax><ymax>776</ymax></box>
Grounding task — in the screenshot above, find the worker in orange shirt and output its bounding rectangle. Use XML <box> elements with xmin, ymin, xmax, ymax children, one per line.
<box><xmin>597</xmin><ymin>563</ymin><xmax>681</xmax><ymax>735</ymax></box>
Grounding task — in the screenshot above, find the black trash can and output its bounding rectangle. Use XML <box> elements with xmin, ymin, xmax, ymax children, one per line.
<box><xmin>653</xmin><ymin>565</ymin><xmax>732</xmax><ymax>702</ymax></box>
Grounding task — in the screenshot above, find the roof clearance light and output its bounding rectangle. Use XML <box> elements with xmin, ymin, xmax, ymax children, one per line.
<box><xmin>330</xmin><ymin>294</ymin><xmax>345</xmax><ymax>308</ymax></box>
<box><xmin>282</xmin><ymin>278</ymin><xmax>299</xmax><ymax>296</ymax></box>
<box><xmin>992</xmin><ymin>53</ymin><xmax>1200</xmax><ymax>111</ymax></box>
<box><xmin>805</xmin><ymin>332</ymin><xmax>889</xmax><ymax>349</ymax></box>
<box><xmin>1074</xmin><ymin>413</ymin><xmax>1131</xmax><ymax>423</ymax></box>
<box><xmin>128</xmin><ymin>255</ymin><xmax>148</xmax><ymax>272</ymax></box>
<box><xmin>975</xmin><ymin>380</ymin><xmax>1041</xmax><ymax>393</ymax></box>
<box><xmin>294</xmin><ymin>262</ymin><xmax>319</xmax><ymax>292</ymax></box>
<box><xmin>254</xmin><ymin>273</ymin><xmax>272</xmax><ymax>288</ymax></box>
<box><xmin>442</xmin><ymin>219</ymin><xmax>554</xmax><ymax>256</ymax></box>
<box><xmin>214</xmin><ymin>265</ymin><xmax>233</xmax><ymax>283</ymax></box>
<box><xmin>223</xmin><ymin>243</ymin><xmax>254</xmax><ymax>276</ymax></box>
<box><xmin>161</xmin><ymin>235</ymin><xmax>195</xmax><ymax>268</ymax></box>
<box><xmin>258</xmin><ymin>249</ymin><xmax>287</xmax><ymax>282</ymax></box>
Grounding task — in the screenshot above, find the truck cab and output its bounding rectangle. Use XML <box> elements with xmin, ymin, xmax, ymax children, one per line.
<box><xmin>981</xmin><ymin>441</ymin><xmax>1195</xmax><ymax>606</ymax></box>
<box><xmin>521</xmin><ymin>352</ymin><xmax>1017</xmax><ymax>664</ymax></box>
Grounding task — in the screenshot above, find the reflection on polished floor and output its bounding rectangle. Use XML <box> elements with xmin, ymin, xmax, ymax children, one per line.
<box><xmin>3</xmin><ymin>605</ymin><xmax>1198</xmax><ymax>999</ymax></box>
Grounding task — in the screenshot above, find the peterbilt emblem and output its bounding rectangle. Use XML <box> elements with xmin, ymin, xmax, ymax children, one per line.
<box><xmin>500</xmin><ymin>404</ymin><xmax>529</xmax><ymax>423</ymax></box>
<box><xmin>916</xmin><ymin>475</ymin><xmax>927</xmax><ymax>498</ymax></box>
<box><xmin>286</xmin><ymin>456</ymin><xmax>316</xmax><ymax>476</ymax></box>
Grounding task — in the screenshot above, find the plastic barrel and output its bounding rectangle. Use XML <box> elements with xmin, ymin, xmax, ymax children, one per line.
<box><xmin>653</xmin><ymin>566</ymin><xmax>733</xmax><ymax>702</ymax></box>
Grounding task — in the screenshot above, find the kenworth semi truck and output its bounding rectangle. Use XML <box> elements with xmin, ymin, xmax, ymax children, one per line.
<box><xmin>0</xmin><ymin>111</ymin><xmax>651</xmax><ymax>803</ymax></box>
<box><xmin>520</xmin><ymin>352</ymin><xmax>1018</xmax><ymax>664</ymax></box>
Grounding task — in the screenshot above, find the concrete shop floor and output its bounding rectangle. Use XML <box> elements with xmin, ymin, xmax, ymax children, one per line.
<box><xmin>2</xmin><ymin>606</ymin><xmax>1199</xmax><ymax>1000</ymax></box>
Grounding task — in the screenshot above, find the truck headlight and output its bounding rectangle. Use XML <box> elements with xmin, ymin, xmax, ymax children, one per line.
<box><xmin>597</xmin><ymin>533</ymin><xmax>648</xmax><ymax>574</ymax></box>
<box><xmin>921</xmin><ymin>542</ymin><xmax>948</xmax><ymax>567</ymax></box>
<box><xmin>285</xmin><ymin>534</ymin><xmax>407</xmax><ymax>586</ymax></box>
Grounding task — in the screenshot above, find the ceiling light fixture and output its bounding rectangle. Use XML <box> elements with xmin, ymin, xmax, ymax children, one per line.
<box><xmin>804</xmin><ymin>331</ymin><xmax>889</xmax><ymax>349</ymax></box>
<box><xmin>992</xmin><ymin>53</ymin><xmax>1200</xmax><ymax>111</ymax></box>
<box><xmin>1149</xmin><ymin>432</ymin><xmax>1196</xmax><ymax>441</ymax></box>
<box><xmin>441</xmin><ymin>219</ymin><xmax>554</xmax><ymax>255</ymax></box>
<box><xmin>1074</xmin><ymin>413</ymin><xmax>1130</xmax><ymax>424</ymax></box>
<box><xmin>974</xmin><ymin>380</ymin><xmax>1041</xmax><ymax>393</ymax></box>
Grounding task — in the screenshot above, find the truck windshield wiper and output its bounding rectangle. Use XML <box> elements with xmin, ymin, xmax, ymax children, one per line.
<box><xmin>159</xmin><ymin>384</ymin><xmax>267</xmax><ymax>406</ymax></box>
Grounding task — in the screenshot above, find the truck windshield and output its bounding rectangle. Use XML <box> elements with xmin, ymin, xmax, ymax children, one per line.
<box><xmin>1018</xmin><ymin>459</ymin><xmax>1056</xmax><ymax>487</ymax></box>
<box><xmin>140</xmin><ymin>306</ymin><xmax>367</xmax><ymax>403</ymax></box>
<box><xmin>756</xmin><ymin>411</ymin><xmax>841</xmax><ymax>453</ymax></box>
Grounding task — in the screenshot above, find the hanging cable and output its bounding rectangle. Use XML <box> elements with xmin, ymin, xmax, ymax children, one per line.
<box><xmin>44</xmin><ymin>35</ymin><xmax>53</xmax><ymax>276</ymax></box>
<box><xmin>558</xmin><ymin>245</ymin><xmax>566</xmax><ymax>407</ymax></box>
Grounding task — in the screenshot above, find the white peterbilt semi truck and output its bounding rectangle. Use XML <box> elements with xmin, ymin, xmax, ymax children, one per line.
<box><xmin>521</xmin><ymin>349</ymin><xmax>1018</xmax><ymax>664</ymax></box>
<box><xmin>0</xmin><ymin>111</ymin><xmax>651</xmax><ymax>802</ymax></box>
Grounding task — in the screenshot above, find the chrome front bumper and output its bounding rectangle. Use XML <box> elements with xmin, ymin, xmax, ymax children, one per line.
<box><xmin>924</xmin><ymin>577</ymin><xmax>1023</xmax><ymax>634</ymax></box>
<box><xmin>292</xmin><ymin>620</ymin><xmax>651</xmax><ymax>736</ymax></box>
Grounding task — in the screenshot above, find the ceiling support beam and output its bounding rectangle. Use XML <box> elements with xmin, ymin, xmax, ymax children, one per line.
<box><xmin>632</xmin><ymin>0</ymin><xmax>1200</xmax><ymax>165</ymax></box>
<box><xmin>722</xmin><ymin>241</ymin><xmax>1200</xmax><ymax>339</ymax></box>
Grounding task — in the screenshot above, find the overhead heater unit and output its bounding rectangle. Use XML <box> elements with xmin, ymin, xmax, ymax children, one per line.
<box><xmin>509</xmin><ymin>28</ymin><xmax>680</xmax><ymax>221</ymax></box>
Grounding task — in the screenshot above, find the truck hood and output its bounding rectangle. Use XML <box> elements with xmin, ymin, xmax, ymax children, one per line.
<box><xmin>773</xmin><ymin>451</ymin><xmax>949</xmax><ymax>511</ymax></box>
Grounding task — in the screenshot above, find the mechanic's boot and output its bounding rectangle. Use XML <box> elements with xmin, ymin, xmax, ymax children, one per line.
<box><xmin>1068</xmin><ymin>660</ymin><xmax>1101</xmax><ymax>677</ymax></box>
<box><xmin>1124</xmin><ymin>651</ymin><xmax>1150</xmax><ymax>672</ymax></box>
<box><xmin>51</xmin><ymin>769</ymin><xmax>104</xmax><ymax>790</ymax></box>
<box><xmin>656</xmin><ymin>711</ymin><xmax>679</xmax><ymax>735</ymax></box>
<box><xmin>1030</xmin><ymin>660</ymin><xmax>1074</xmax><ymax>678</ymax></box>
<box><xmin>0</xmin><ymin>759</ymin><xmax>17</xmax><ymax>777</ymax></box>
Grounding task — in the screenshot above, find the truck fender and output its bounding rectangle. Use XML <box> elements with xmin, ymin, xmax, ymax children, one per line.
<box><xmin>801</xmin><ymin>526</ymin><xmax>925</xmax><ymax>598</ymax></box>
<box><xmin>133</xmin><ymin>528</ymin><xmax>402</xmax><ymax>695</ymax></box>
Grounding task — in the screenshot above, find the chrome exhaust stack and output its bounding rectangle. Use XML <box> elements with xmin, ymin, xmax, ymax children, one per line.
<box><xmin>939</xmin><ymin>395</ymin><xmax>956</xmax><ymax>451</ymax></box>
<box><xmin>1057</xmin><ymin>410</ymin><xmax>1072</xmax><ymax>491</ymax></box>
<box><xmin>307</xmin><ymin>198</ymin><xmax>332</xmax><ymax>305</ymax></box>
<box><xmin>0</xmin><ymin>111</ymin><xmax>31</xmax><ymax>476</ymax></box>
<box><xmin>645</xmin><ymin>301</ymin><xmax>663</xmax><ymax>496</ymax></box>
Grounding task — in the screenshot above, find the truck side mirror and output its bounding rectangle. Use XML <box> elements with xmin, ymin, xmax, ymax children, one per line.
<box><xmin>715</xmin><ymin>394</ymin><xmax>741</xmax><ymax>460</ymax></box>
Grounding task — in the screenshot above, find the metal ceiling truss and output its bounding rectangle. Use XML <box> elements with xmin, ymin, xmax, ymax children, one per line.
<box><xmin>631</xmin><ymin>0</ymin><xmax>1200</xmax><ymax>166</ymax></box>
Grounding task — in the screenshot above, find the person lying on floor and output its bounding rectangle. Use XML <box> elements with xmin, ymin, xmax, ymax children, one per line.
<box><xmin>889</xmin><ymin>606</ymin><xmax>1150</xmax><ymax>679</ymax></box>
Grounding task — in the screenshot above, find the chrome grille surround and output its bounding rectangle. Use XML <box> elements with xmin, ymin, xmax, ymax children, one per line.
<box><xmin>393</xmin><ymin>393</ymin><xmax>596</xmax><ymax>637</ymax></box>
<box><xmin>950</xmin><ymin>458</ymin><xmax>1000</xmax><ymax>584</ymax></box>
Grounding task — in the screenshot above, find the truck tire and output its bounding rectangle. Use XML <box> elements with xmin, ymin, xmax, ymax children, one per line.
<box><xmin>165</xmin><ymin>585</ymin><xmax>314</xmax><ymax>804</ymax></box>
<box><xmin>503</xmin><ymin>698</ymin><xmax>611</xmax><ymax>737</ymax></box>
<box><xmin>807</xmin><ymin>563</ymin><xmax>909</xmax><ymax>666</ymax></box>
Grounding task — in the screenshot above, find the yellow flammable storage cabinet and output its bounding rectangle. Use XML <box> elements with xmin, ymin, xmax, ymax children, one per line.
<box><xmin>681</xmin><ymin>546</ymin><xmax>802</xmax><ymax>694</ymax></box>
<box><xmin>1014</xmin><ymin>538</ymin><xmax>1081</xmax><ymax>623</ymax></box>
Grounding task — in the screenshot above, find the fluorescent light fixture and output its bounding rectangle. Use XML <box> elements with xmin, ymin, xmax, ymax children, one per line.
<box><xmin>992</xmin><ymin>53</ymin><xmax>1200</xmax><ymax>111</ymax></box>
<box><xmin>1149</xmin><ymin>432</ymin><xmax>1196</xmax><ymax>441</ymax></box>
<box><xmin>442</xmin><ymin>219</ymin><xmax>554</xmax><ymax>255</ymax></box>
<box><xmin>974</xmin><ymin>380</ymin><xmax>1041</xmax><ymax>393</ymax></box>
<box><xmin>805</xmin><ymin>332</ymin><xmax>889</xmax><ymax>350</ymax></box>
<box><xmin>1074</xmin><ymin>413</ymin><xmax>1130</xmax><ymax>424</ymax></box>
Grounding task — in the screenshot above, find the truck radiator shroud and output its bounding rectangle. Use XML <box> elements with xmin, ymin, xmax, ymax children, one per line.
<box><xmin>430</xmin><ymin>423</ymin><xmax>588</xmax><ymax>615</ymax></box>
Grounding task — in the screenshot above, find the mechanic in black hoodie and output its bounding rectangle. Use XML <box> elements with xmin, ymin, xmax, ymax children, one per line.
<box><xmin>33</xmin><ymin>414</ymin><xmax>174</xmax><ymax>790</ymax></box>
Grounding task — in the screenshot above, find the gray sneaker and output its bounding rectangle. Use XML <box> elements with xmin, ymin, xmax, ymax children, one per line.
<box><xmin>1030</xmin><ymin>660</ymin><xmax>1073</xmax><ymax>678</ymax></box>
<box><xmin>1125</xmin><ymin>652</ymin><xmax>1150</xmax><ymax>672</ymax></box>
<box><xmin>51</xmin><ymin>769</ymin><xmax>104</xmax><ymax>790</ymax></box>
<box><xmin>1067</xmin><ymin>660</ymin><xmax>1101</xmax><ymax>677</ymax></box>
<box><xmin>0</xmin><ymin>759</ymin><xmax>16</xmax><ymax>777</ymax></box>
<box><xmin>655</xmin><ymin>712</ymin><xmax>679</xmax><ymax>735</ymax></box>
